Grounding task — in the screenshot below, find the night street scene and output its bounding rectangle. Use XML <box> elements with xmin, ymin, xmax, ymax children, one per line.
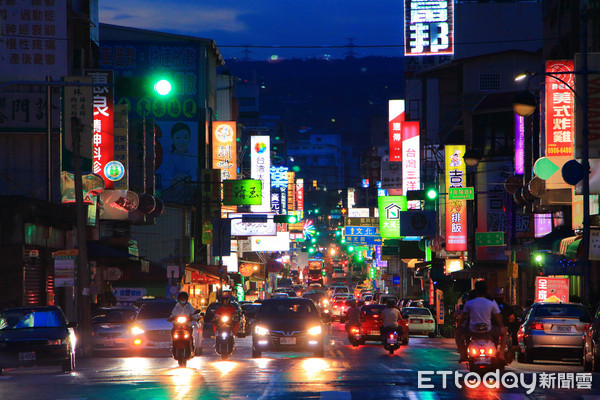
<box><xmin>3</xmin><ymin>0</ymin><xmax>600</xmax><ymax>399</ymax></box>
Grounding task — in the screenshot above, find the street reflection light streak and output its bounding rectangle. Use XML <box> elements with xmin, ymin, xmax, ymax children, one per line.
<box><xmin>251</xmin><ymin>357</ymin><xmax>272</xmax><ymax>369</ymax></box>
<box><xmin>212</xmin><ymin>360</ymin><xmax>237</xmax><ymax>376</ymax></box>
<box><xmin>166</xmin><ymin>366</ymin><xmax>194</xmax><ymax>400</ymax></box>
<box><xmin>301</xmin><ymin>358</ymin><xmax>330</xmax><ymax>380</ymax></box>
<box><xmin>121</xmin><ymin>357</ymin><xmax>150</xmax><ymax>372</ymax></box>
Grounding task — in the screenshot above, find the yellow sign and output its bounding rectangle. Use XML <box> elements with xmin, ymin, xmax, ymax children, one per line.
<box><xmin>444</xmin><ymin>258</ymin><xmax>464</xmax><ymax>274</ymax></box>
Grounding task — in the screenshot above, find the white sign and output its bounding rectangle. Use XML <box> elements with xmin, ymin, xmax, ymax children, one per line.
<box><xmin>222</xmin><ymin>251</ymin><xmax>239</xmax><ymax>273</ymax></box>
<box><xmin>348</xmin><ymin>208</ymin><xmax>370</xmax><ymax>218</ymax></box>
<box><xmin>229</xmin><ymin>213</ymin><xmax>277</xmax><ymax>236</ymax></box>
<box><xmin>590</xmin><ymin>229</ymin><xmax>600</xmax><ymax>261</ymax></box>
<box><xmin>250</xmin><ymin>232</ymin><xmax>290</xmax><ymax>252</ymax></box>
<box><xmin>251</xmin><ymin>136</ymin><xmax>271</xmax><ymax>212</ymax></box>
<box><xmin>404</xmin><ymin>0</ymin><xmax>454</xmax><ymax>56</ymax></box>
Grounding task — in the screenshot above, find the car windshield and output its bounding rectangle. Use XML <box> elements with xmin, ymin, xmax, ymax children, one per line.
<box><xmin>535</xmin><ymin>304</ymin><xmax>590</xmax><ymax>319</ymax></box>
<box><xmin>259</xmin><ymin>301</ymin><xmax>317</xmax><ymax>318</ymax></box>
<box><xmin>403</xmin><ymin>308</ymin><xmax>431</xmax><ymax>316</ymax></box>
<box><xmin>136</xmin><ymin>302</ymin><xmax>176</xmax><ymax>319</ymax></box>
<box><xmin>335</xmin><ymin>288</ymin><xmax>349</xmax><ymax>293</ymax></box>
<box><xmin>0</xmin><ymin>309</ymin><xmax>65</xmax><ymax>330</ymax></box>
<box><xmin>302</xmin><ymin>293</ymin><xmax>326</xmax><ymax>303</ymax></box>
<box><xmin>242</xmin><ymin>305</ymin><xmax>261</xmax><ymax>317</ymax></box>
<box><xmin>92</xmin><ymin>309</ymin><xmax>136</xmax><ymax>323</ymax></box>
<box><xmin>363</xmin><ymin>305</ymin><xmax>385</xmax><ymax>316</ymax></box>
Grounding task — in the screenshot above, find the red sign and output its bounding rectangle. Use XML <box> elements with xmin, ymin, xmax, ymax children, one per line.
<box><xmin>296</xmin><ymin>179</ymin><xmax>304</xmax><ymax>212</ymax></box>
<box><xmin>545</xmin><ymin>60</ymin><xmax>575</xmax><ymax>157</ymax></box>
<box><xmin>535</xmin><ymin>277</ymin><xmax>569</xmax><ymax>303</ymax></box>
<box><xmin>85</xmin><ymin>70</ymin><xmax>114</xmax><ymax>188</ymax></box>
<box><xmin>388</xmin><ymin>100</ymin><xmax>405</xmax><ymax>162</ymax></box>
<box><xmin>445</xmin><ymin>145</ymin><xmax>467</xmax><ymax>252</ymax></box>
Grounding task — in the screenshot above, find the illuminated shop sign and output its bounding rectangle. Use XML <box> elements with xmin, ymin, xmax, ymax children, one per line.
<box><xmin>404</xmin><ymin>0</ymin><xmax>454</xmax><ymax>56</ymax></box>
<box><xmin>445</xmin><ymin>145</ymin><xmax>467</xmax><ymax>252</ymax></box>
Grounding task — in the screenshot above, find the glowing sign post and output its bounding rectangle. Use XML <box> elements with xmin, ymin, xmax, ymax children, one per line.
<box><xmin>515</xmin><ymin>114</ymin><xmax>525</xmax><ymax>175</ymax></box>
<box><xmin>402</xmin><ymin>121</ymin><xmax>420</xmax><ymax>209</ymax></box>
<box><xmin>404</xmin><ymin>0</ymin><xmax>454</xmax><ymax>56</ymax></box>
<box><xmin>389</xmin><ymin>100</ymin><xmax>405</xmax><ymax>162</ymax></box>
<box><xmin>212</xmin><ymin>121</ymin><xmax>237</xmax><ymax>181</ymax></box>
<box><xmin>445</xmin><ymin>145</ymin><xmax>467</xmax><ymax>252</ymax></box>
<box><xmin>251</xmin><ymin>136</ymin><xmax>271</xmax><ymax>212</ymax></box>
<box><xmin>377</xmin><ymin>195</ymin><xmax>408</xmax><ymax>238</ymax></box>
<box><xmin>535</xmin><ymin>277</ymin><xmax>569</xmax><ymax>303</ymax></box>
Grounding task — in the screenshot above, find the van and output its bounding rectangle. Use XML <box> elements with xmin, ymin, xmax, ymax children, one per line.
<box><xmin>330</xmin><ymin>286</ymin><xmax>350</xmax><ymax>298</ymax></box>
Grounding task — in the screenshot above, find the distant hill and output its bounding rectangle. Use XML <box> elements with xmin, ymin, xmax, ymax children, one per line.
<box><xmin>220</xmin><ymin>57</ymin><xmax>405</xmax><ymax>151</ymax></box>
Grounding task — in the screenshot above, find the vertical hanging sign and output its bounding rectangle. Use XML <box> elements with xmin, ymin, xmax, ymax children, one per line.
<box><xmin>212</xmin><ymin>121</ymin><xmax>237</xmax><ymax>181</ymax></box>
<box><xmin>296</xmin><ymin>179</ymin><xmax>304</xmax><ymax>212</ymax></box>
<box><xmin>515</xmin><ymin>114</ymin><xmax>525</xmax><ymax>175</ymax></box>
<box><xmin>85</xmin><ymin>70</ymin><xmax>114</xmax><ymax>188</ymax></box>
<box><xmin>445</xmin><ymin>145</ymin><xmax>467</xmax><ymax>251</ymax></box>
<box><xmin>388</xmin><ymin>100</ymin><xmax>405</xmax><ymax>162</ymax></box>
<box><xmin>251</xmin><ymin>136</ymin><xmax>271</xmax><ymax>212</ymax></box>
<box><xmin>287</xmin><ymin>171</ymin><xmax>296</xmax><ymax>213</ymax></box>
<box><xmin>402</xmin><ymin>121</ymin><xmax>420</xmax><ymax>209</ymax></box>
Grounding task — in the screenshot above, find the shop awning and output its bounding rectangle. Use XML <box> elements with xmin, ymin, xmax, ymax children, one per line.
<box><xmin>565</xmin><ymin>238</ymin><xmax>583</xmax><ymax>260</ymax></box>
<box><xmin>527</xmin><ymin>226</ymin><xmax>575</xmax><ymax>252</ymax></box>
<box><xmin>556</xmin><ymin>236</ymin><xmax>579</xmax><ymax>255</ymax></box>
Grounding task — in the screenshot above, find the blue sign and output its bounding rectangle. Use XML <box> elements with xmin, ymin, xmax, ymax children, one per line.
<box><xmin>344</xmin><ymin>226</ymin><xmax>380</xmax><ymax>236</ymax></box>
<box><xmin>345</xmin><ymin>235</ymin><xmax>382</xmax><ymax>245</ymax></box>
<box><xmin>392</xmin><ymin>276</ymin><xmax>401</xmax><ymax>285</ymax></box>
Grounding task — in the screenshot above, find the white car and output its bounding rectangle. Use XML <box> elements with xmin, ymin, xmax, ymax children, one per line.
<box><xmin>130</xmin><ymin>299</ymin><xmax>203</xmax><ymax>354</ymax></box>
<box><xmin>401</xmin><ymin>307</ymin><xmax>436</xmax><ymax>338</ymax></box>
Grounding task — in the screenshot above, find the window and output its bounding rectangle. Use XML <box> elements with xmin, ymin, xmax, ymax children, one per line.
<box><xmin>479</xmin><ymin>73</ymin><xmax>500</xmax><ymax>91</ymax></box>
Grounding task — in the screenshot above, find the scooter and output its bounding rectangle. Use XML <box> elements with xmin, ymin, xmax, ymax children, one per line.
<box><xmin>214</xmin><ymin>315</ymin><xmax>237</xmax><ymax>360</ymax></box>
<box><xmin>170</xmin><ymin>313</ymin><xmax>198</xmax><ymax>367</ymax></box>
<box><xmin>466</xmin><ymin>323</ymin><xmax>505</xmax><ymax>373</ymax></box>
<box><xmin>347</xmin><ymin>325</ymin><xmax>363</xmax><ymax>347</ymax></box>
<box><xmin>382</xmin><ymin>328</ymin><xmax>401</xmax><ymax>355</ymax></box>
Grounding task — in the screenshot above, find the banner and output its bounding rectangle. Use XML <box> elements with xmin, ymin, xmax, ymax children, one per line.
<box><xmin>251</xmin><ymin>136</ymin><xmax>271</xmax><ymax>212</ymax></box>
<box><xmin>402</xmin><ymin>121</ymin><xmax>420</xmax><ymax>208</ymax></box>
<box><xmin>389</xmin><ymin>100</ymin><xmax>405</xmax><ymax>161</ymax></box>
<box><xmin>445</xmin><ymin>145</ymin><xmax>467</xmax><ymax>251</ymax></box>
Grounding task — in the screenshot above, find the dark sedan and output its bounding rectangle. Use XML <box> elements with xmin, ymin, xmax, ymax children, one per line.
<box><xmin>252</xmin><ymin>298</ymin><xmax>325</xmax><ymax>358</ymax></box>
<box><xmin>0</xmin><ymin>306</ymin><xmax>77</xmax><ymax>374</ymax></box>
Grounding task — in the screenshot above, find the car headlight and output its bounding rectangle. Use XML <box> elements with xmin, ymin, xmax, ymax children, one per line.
<box><xmin>131</xmin><ymin>326</ymin><xmax>145</xmax><ymax>335</ymax></box>
<box><xmin>308</xmin><ymin>326</ymin><xmax>322</xmax><ymax>336</ymax></box>
<box><xmin>322</xmin><ymin>300</ymin><xmax>329</xmax><ymax>306</ymax></box>
<box><xmin>255</xmin><ymin>325</ymin><xmax>269</xmax><ymax>336</ymax></box>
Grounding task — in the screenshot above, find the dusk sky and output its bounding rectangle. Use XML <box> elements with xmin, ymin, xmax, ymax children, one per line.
<box><xmin>99</xmin><ymin>0</ymin><xmax>406</xmax><ymax>60</ymax></box>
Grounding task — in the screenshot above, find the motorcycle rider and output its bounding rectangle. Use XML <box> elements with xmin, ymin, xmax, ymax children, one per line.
<box><xmin>168</xmin><ymin>292</ymin><xmax>199</xmax><ymax>352</ymax></box>
<box><xmin>457</xmin><ymin>280</ymin><xmax>507</xmax><ymax>362</ymax></box>
<box><xmin>379</xmin><ymin>299</ymin><xmax>403</xmax><ymax>340</ymax></box>
<box><xmin>213</xmin><ymin>296</ymin><xmax>239</xmax><ymax>336</ymax></box>
<box><xmin>345</xmin><ymin>299</ymin><xmax>362</xmax><ymax>334</ymax></box>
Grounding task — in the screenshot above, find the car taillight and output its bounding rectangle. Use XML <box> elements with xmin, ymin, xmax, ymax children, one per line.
<box><xmin>373</xmin><ymin>315</ymin><xmax>378</xmax><ymax>318</ymax></box>
<box><xmin>389</xmin><ymin>334</ymin><xmax>395</xmax><ymax>339</ymax></box>
<box><xmin>488</xmin><ymin>348</ymin><xmax>494</xmax><ymax>355</ymax></box>
<box><xmin>133</xmin><ymin>338</ymin><xmax>142</xmax><ymax>346</ymax></box>
<box><xmin>531</xmin><ymin>322</ymin><xmax>544</xmax><ymax>330</ymax></box>
<box><xmin>584</xmin><ymin>324</ymin><xmax>590</xmax><ymax>331</ymax></box>
<box><xmin>471</xmin><ymin>348</ymin><xmax>477</xmax><ymax>355</ymax></box>
<box><xmin>351</xmin><ymin>328</ymin><xmax>359</xmax><ymax>333</ymax></box>
<box><xmin>425</xmin><ymin>319</ymin><xmax>434</xmax><ymax>323</ymax></box>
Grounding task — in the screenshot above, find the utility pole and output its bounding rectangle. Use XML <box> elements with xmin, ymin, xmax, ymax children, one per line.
<box><xmin>71</xmin><ymin>117</ymin><xmax>92</xmax><ymax>356</ymax></box>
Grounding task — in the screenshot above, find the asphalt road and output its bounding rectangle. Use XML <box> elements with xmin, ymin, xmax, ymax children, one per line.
<box><xmin>1</xmin><ymin>323</ymin><xmax>599</xmax><ymax>400</ymax></box>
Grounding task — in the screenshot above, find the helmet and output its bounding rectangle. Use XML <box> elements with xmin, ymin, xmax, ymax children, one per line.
<box><xmin>221</xmin><ymin>296</ymin><xmax>231</xmax><ymax>305</ymax></box>
<box><xmin>177</xmin><ymin>291</ymin><xmax>189</xmax><ymax>302</ymax></box>
<box><xmin>386</xmin><ymin>299</ymin><xmax>395</xmax><ymax>308</ymax></box>
<box><xmin>349</xmin><ymin>299</ymin><xmax>357</xmax><ymax>308</ymax></box>
<box><xmin>493</xmin><ymin>287</ymin><xmax>505</xmax><ymax>297</ymax></box>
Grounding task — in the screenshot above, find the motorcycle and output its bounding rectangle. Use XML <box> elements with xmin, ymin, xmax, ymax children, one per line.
<box><xmin>170</xmin><ymin>313</ymin><xmax>199</xmax><ymax>367</ymax></box>
<box><xmin>347</xmin><ymin>325</ymin><xmax>363</xmax><ymax>347</ymax></box>
<box><xmin>466</xmin><ymin>323</ymin><xmax>505</xmax><ymax>373</ymax></box>
<box><xmin>382</xmin><ymin>328</ymin><xmax>400</xmax><ymax>355</ymax></box>
<box><xmin>214</xmin><ymin>315</ymin><xmax>237</xmax><ymax>360</ymax></box>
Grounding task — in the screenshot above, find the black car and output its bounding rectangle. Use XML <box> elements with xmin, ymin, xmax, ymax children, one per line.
<box><xmin>203</xmin><ymin>300</ymin><xmax>246</xmax><ymax>338</ymax></box>
<box><xmin>252</xmin><ymin>298</ymin><xmax>325</xmax><ymax>358</ymax></box>
<box><xmin>0</xmin><ymin>306</ymin><xmax>77</xmax><ymax>374</ymax></box>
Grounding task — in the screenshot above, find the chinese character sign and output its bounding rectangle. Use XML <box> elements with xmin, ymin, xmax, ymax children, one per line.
<box><xmin>402</xmin><ymin>121</ymin><xmax>420</xmax><ymax>209</ymax></box>
<box><xmin>545</xmin><ymin>60</ymin><xmax>575</xmax><ymax>157</ymax></box>
<box><xmin>404</xmin><ymin>0</ymin><xmax>454</xmax><ymax>56</ymax></box>
<box><xmin>251</xmin><ymin>136</ymin><xmax>271</xmax><ymax>212</ymax></box>
<box><xmin>222</xmin><ymin>179</ymin><xmax>261</xmax><ymax>206</ymax></box>
<box><xmin>270</xmin><ymin>166</ymin><xmax>289</xmax><ymax>189</ymax></box>
<box><xmin>377</xmin><ymin>195</ymin><xmax>408</xmax><ymax>238</ymax></box>
<box><xmin>85</xmin><ymin>70</ymin><xmax>115</xmax><ymax>189</ymax></box>
<box><xmin>212</xmin><ymin>121</ymin><xmax>237</xmax><ymax>182</ymax></box>
<box><xmin>389</xmin><ymin>100</ymin><xmax>405</xmax><ymax>161</ymax></box>
<box><xmin>445</xmin><ymin>145</ymin><xmax>467</xmax><ymax>251</ymax></box>
<box><xmin>287</xmin><ymin>171</ymin><xmax>296</xmax><ymax>213</ymax></box>
<box><xmin>515</xmin><ymin>114</ymin><xmax>525</xmax><ymax>175</ymax></box>
<box><xmin>535</xmin><ymin>276</ymin><xmax>569</xmax><ymax>303</ymax></box>
<box><xmin>296</xmin><ymin>179</ymin><xmax>304</xmax><ymax>212</ymax></box>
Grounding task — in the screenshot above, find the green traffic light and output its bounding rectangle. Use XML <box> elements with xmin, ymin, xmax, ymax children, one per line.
<box><xmin>341</xmin><ymin>238</ymin><xmax>346</xmax><ymax>244</ymax></box>
<box><xmin>336</xmin><ymin>231</ymin><xmax>341</xmax><ymax>236</ymax></box>
<box><xmin>311</xmin><ymin>238</ymin><xmax>317</xmax><ymax>244</ymax></box>
<box><xmin>308</xmin><ymin>247</ymin><xmax>315</xmax><ymax>254</ymax></box>
<box><xmin>288</xmin><ymin>215</ymin><xmax>298</xmax><ymax>224</ymax></box>
<box><xmin>535</xmin><ymin>254</ymin><xmax>543</xmax><ymax>263</ymax></box>
<box><xmin>348</xmin><ymin>245</ymin><xmax>355</xmax><ymax>252</ymax></box>
<box><xmin>426</xmin><ymin>188</ymin><xmax>438</xmax><ymax>200</ymax></box>
<box><xmin>154</xmin><ymin>79</ymin><xmax>172</xmax><ymax>96</ymax></box>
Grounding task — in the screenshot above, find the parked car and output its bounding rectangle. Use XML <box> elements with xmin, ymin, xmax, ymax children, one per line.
<box><xmin>401</xmin><ymin>307</ymin><xmax>436</xmax><ymax>337</ymax></box>
<box><xmin>518</xmin><ymin>302</ymin><xmax>591</xmax><ymax>363</ymax></box>
<box><xmin>91</xmin><ymin>306</ymin><xmax>136</xmax><ymax>353</ymax></box>
<box><xmin>583</xmin><ymin>303</ymin><xmax>600</xmax><ymax>371</ymax></box>
<box><xmin>202</xmin><ymin>300</ymin><xmax>246</xmax><ymax>339</ymax></box>
<box><xmin>252</xmin><ymin>298</ymin><xmax>325</xmax><ymax>358</ymax></box>
<box><xmin>0</xmin><ymin>306</ymin><xmax>77</xmax><ymax>374</ymax></box>
<box><xmin>130</xmin><ymin>299</ymin><xmax>202</xmax><ymax>354</ymax></box>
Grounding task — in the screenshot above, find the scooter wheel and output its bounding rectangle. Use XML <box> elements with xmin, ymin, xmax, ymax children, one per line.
<box><xmin>389</xmin><ymin>349</ymin><xmax>395</xmax><ymax>355</ymax></box>
<box><xmin>252</xmin><ymin>348</ymin><xmax>261</xmax><ymax>358</ymax></box>
<box><xmin>178</xmin><ymin>359</ymin><xmax>186</xmax><ymax>367</ymax></box>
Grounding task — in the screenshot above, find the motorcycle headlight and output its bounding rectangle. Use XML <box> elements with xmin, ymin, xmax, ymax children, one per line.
<box><xmin>221</xmin><ymin>316</ymin><xmax>229</xmax><ymax>323</ymax></box>
<box><xmin>131</xmin><ymin>326</ymin><xmax>145</xmax><ymax>335</ymax></box>
<box><xmin>176</xmin><ymin>316</ymin><xmax>187</xmax><ymax>324</ymax></box>
<box><xmin>255</xmin><ymin>325</ymin><xmax>269</xmax><ymax>336</ymax></box>
<box><xmin>308</xmin><ymin>326</ymin><xmax>322</xmax><ymax>336</ymax></box>
<box><xmin>322</xmin><ymin>300</ymin><xmax>329</xmax><ymax>306</ymax></box>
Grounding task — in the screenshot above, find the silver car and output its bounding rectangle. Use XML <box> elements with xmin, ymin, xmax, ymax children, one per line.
<box><xmin>517</xmin><ymin>302</ymin><xmax>591</xmax><ymax>363</ymax></box>
<box><xmin>91</xmin><ymin>306</ymin><xmax>136</xmax><ymax>352</ymax></box>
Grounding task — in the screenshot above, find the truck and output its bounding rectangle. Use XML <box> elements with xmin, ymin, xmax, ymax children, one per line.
<box><xmin>307</xmin><ymin>258</ymin><xmax>324</xmax><ymax>285</ymax></box>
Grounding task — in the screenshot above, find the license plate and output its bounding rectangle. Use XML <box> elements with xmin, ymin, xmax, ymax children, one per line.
<box><xmin>387</xmin><ymin>338</ymin><xmax>398</xmax><ymax>344</ymax></box>
<box><xmin>280</xmin><ymin>337</ymin><xmax>296</xmax><ymax>345</ymax></box>
<box><xmin>556</xmin><ymin>325</ymin><xmax>571</xmax><ymax>332</ymax></box>
<box><xmin>370</xmin><ymin>330</ymin><xmax>380</xmax><ymax>336</ymax></box>
<box><xmin>154</xmin><ymin>342</ymin><xmax>171</xmax><ymax>349</ymax></box>
<box><xmin>476</xmin><ymin>357</ymin><xmax>491</xmax><ymax>364</ymax></box>
<box><xmin>411</xmin><ymin>319</ymin><xmax>423</xmax><ymax>324</ymax></box>
<box><xmin>18</xmin><ymin>351</ymin><xmax>35</xmax><ymax>361</ymax></box>
<box><xmin>103</xmin><ymin>340</ymin><xmax>115</xmax><ymax>347</ymax></box>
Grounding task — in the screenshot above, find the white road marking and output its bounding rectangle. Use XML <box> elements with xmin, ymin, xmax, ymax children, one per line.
<box><xmin>320</xmin><ymin>391</ymin><xmax>351</xmax><ymax>400</ymax></box>
<box><xmin>380</xmin><ymin>364</ymin><xmax>413</xmax><ymax>373</ymax></box>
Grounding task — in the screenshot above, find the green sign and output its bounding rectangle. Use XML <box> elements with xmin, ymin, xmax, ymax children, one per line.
<box><xmin>449</xmin><ymin>187</ymin><xmax>474</xmax><ymax>200</ymax></box>
<box><xmin>377</xmin><ymin>196</ymin><xmax>408</xmax><ymax>238</ymax></box>
<box><xmin>533</xmin><ymin>157</ymin><xmax>560</xmax><ymax>180</ymax></box>
<box><xmin>475</xmin><ymin>232</ymin><xmax>505</xmax><ymax>246</ymax></box>
<box><xmin>222</xmin><ymin>179</ymin><xmax>262</xmax><ymax>205</ymax></box>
